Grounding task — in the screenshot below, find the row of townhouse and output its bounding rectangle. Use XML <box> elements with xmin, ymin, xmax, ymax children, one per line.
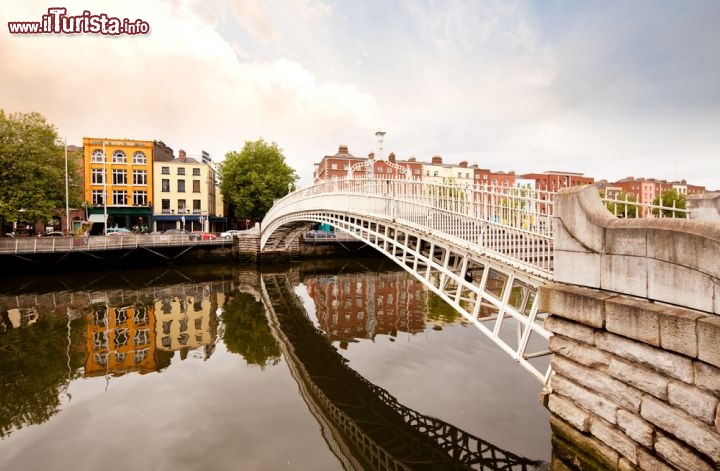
<box><xmin>599</xmin><ymin>176</ymin><xmax>706</xmax><ymax>205</ymax></box>
<box><xmin>81</xmin><ymin>137</ymin><xmax>225</xmax><ymax>235</ymax></box>
<box><xmin>313</xmin><ymin>145</ymin><xmax>594</xmax><ymax>192</ymax></box>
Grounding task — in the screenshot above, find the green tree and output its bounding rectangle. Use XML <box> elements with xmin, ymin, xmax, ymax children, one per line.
<box><xmin>219</xmin><ymin>139</ymin><xmax>298</xmax><ymax>221</ymax></box>
<box><xmin>0</xmin><ymin>110</ymin><xmax>79</xmax><ymax>231</ymax></box>
<box><xmin>221</xmin><ymin>291</ymin><xmax>281</xmax><ymax>368</ymax></box>
<box><xmin>652</xmin><ymin>189</ymin><xmax>687</xmax><ymax>218</ymax></box>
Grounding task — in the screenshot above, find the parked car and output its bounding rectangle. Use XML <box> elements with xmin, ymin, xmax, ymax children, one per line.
<box><xmin>220</xmin><ymin>229</ymin><xmax>243</xmax><ymax>239</ymax></box>
<box><xmin>304</xmin><ymin>230</ymin><xmax>337</xmax><ymax>239</ymax></box>
<box><xmin>107</xmin><ymin>227</ymin><xmax>132</xmax><ymax>236</ymax></box>
<box><xmin>190</xmin><ymin>231</ymin><xmax>217</xmax><ymax>241</ymax></box>
<box><xmin>41</xmin><ymin>231</ymin><xmax>65</xmax><ymax>237</ymax></box>
<box><xmin>164</xmin><ymin>229</ymin><xmax>189</xmax><ymax>235</ymax></box>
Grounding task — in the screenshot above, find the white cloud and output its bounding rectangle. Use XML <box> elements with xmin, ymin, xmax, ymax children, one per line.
<box><xmin>1</xmin><ymin>0</ymin><xmax>718</xmax><ymax>189</ymax></box>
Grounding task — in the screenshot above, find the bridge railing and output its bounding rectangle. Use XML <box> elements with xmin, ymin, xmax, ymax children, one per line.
<box><xmin>599</xmin><ymin>193</ymin><xmax>690</xmax><ymax>219</ymax></box>
<box><xmin>266</xmin><ymin>176</ymin><xmax>557</xmax><ymax>276</ymax></box>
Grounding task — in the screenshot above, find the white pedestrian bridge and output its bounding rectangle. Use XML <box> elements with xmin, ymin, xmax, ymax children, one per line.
<box><xmin>261</xmin><ymin>177</ymin><xmax>694</xmax><ymax>384</ymax></box>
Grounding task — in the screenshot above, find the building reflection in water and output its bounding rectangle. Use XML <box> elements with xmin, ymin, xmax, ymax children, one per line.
<box><xmin>84</xmin><ymin>286</ymin><xmax>222</xmax><ymax>379</ymax></box>
<box><xmin>306</xmin><ymin>271</ymin><xmax>432</xmax><ymax>345</ymax></box>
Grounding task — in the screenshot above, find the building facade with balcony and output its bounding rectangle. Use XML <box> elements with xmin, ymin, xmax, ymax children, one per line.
<box><xmin>82</xmin><ymin>137</ymin><xmax>165</xmax><ymax>234</ymax></box>
<box><xmin>152</xmin><ymin>150</ymin><xmax>221</xmax><ymax>233</ymax></box>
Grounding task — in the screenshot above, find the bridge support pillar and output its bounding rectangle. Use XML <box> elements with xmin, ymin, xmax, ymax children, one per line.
<box><xmin>540</xmin><ymin>282</ymin><xmax>720</xmax><ymax>470</ymax></box>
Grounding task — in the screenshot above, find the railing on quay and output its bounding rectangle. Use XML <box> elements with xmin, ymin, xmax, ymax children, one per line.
<box><xmin>0</xmin><ymin>233</ymin><xmax>227</xmax><ymax>254</ymax></box>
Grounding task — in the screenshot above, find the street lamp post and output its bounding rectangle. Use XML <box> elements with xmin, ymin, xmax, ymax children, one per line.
<box><xmin>56</xmin><ymin>137</ymin><xmax>70</xmax><ymax>234</ymax></box>
<box><xmin>102</xmin><ymin>141</ymin><xmax>108</xmax><ymax>235</ymax></box>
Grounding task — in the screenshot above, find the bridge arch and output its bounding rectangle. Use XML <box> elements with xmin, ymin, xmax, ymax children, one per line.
<box><xmin>261</xmin><ymin>178</ymin><xmax>556</xmax><ymax>382</ymax></box>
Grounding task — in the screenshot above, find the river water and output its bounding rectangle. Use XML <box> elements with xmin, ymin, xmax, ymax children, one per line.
<box><xmin>0</xmin><ymin>258</ymin><xmax>550</xmax><ymax>470</ymax></box>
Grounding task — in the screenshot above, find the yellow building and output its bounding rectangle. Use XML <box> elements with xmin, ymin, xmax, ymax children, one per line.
<box><xmin>83</xmin><ymin>138</ymin><xmax>173</xmax><ymax>234</ymax></box>
<box><xmin>152</xmin><ymin>149</ymin><xmax>225</xmax><ymax>233</ymax></box>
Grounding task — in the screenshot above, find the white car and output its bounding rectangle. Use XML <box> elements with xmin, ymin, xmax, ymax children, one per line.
<box><xmin>220</xmin><ymin>229</ymin><xmax>243</xmax><ymax>239</ymax></box>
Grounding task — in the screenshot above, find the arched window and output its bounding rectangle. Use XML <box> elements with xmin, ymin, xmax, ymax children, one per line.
<box><xmin>112</xmin><ymin>150</ymin><xmax>126</xmax><ymax>163</ymax></box>
<box><xmin>133</xmin><ymin>151</ymin><xmax>146</xmax><ymax>164</ymax></box>
<box><xmin>91</xmin><ymin>149</ymin><xmax>104</xmax><ymax>162</ymax></box>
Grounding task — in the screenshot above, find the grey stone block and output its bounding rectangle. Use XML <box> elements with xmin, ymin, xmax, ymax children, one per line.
<box><xmin>698</xmin><ymin>316</ymin><xmax>720</xmax><ymax>368</ymax></box>
<box><xmin>552</xmin><ymin>373</ymin><xmax>618</xmax><ymax>424</ymax></box>
<box><xmin>668</xmin><ymin>381</ymin><xmax>718</xmax><ymax>425</ymax></box>
<box><xmin>554</xmin><ymin>355</ymin><xmax>642</xmax><ymax>411</ymax></box>
<box><xmin>605</xmin><ymin>295</ymin><xmax>660</xmax><ymax>347</ymax></box>
<box><xmin>609</xmin><ymin>358</ymin><xmax>670</xmax><ymax>400</ymax></box>
<box><xmin>545</xmin><ymin>316</ymin><xmax>596</xmax><ymax>345</ymax></box>
<box><xmin>617</xmin><ymin>409</ymin><xmax>654</xmax><ymax>448</ymax></box>
<box><xmin>658</xmin><ymin>306</ymin><xmax>703</xmax><ymax>358</ymax></box>
<box><xmin>654</xmin><ymin>432</ymin><xmax>716</xmax><ymax>471</ymax></box>
<box><xmin>641</xmin><ymin>396</ymin><xmax>720</xmax><ymax>459</ymax></box>
<box><xmin>590</xmin><ymin>416</ymin><xmax>638</xmax><ymax>464</ymax></box>
<box><xmin>596</xmin><ymin>331</ymin><xmax>694</xmax><ymax>383</ymax></box>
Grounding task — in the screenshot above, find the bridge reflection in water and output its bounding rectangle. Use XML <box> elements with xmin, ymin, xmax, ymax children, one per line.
<box><xmin>0</xmin><ymin>263</ymin><xmax>547</xmax><ymax>469</ymax></box>
<box><xmin>261</xmin><ymin>272</ymin><xmax>547</xmax><ymax>471</ymax></box>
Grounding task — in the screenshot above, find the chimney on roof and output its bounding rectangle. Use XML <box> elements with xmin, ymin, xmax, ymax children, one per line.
<box><xmin>459</xmin><ymin>161</ymin><xmax>467</xmax><ymax>168</ymax></box>
<box><xmin>407</xmin><ymin>157</ymin><xmax>416</xmax><ymax>162</ymax></box>
<box><xmin>368</xmin><ymin>152</ymin><xmax>375</xmax><ymax>160</ymax></box>
<box><xmin>388</xmin><ymin>152</ymin><xmax>396</xmax><ymax>163</ymax></box>
<box><xmin>338</xmin><ymin>145</ymin><xmax>348</xmax><ymax>154</ymax></box>
<box><xmin>431</xmin><ymin>155</ymin><xmax>443</xmax><ymax>165</ymax></box>
<box><xmin>179</xmin><ymin>149</ymin><xmax>186</xmax><ymax>162</ymax></box>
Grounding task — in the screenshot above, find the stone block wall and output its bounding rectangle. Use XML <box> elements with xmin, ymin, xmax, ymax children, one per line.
<box><xmin>541</xmin><ymin>283</ymin><xmax>720</xmax><ymax>470</ymax></box>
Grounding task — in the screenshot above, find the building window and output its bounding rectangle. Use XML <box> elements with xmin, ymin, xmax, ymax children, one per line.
<box><xmin>177</xmin><ymin>167</ymin><xmax>185</xmax><ymax>175</ymax></box>
<box><xmin>178</xmin><ymin>199</ymin><xmax>186</xmax><ymax>212</ymax></box>
<box><xmin>134</xmin><ymin>329</ymin><xmax>149</xmax><ymax>347</ymax></box>
<box><xmin>133</xmin><ymin>191</ymin><xmax>147</xmax><ymax>206</ymax></box>
<box><xmin>91</xmin><ymin>149</ymin><xmax>104</xmax><ymax>163</ymax></box>
<box><xmin>331</xmin><ymin>163</ymin><xmax>338</xmax><ymax>170</ymax></box>
<box><xmin>193</xmin><ymin>180</ymin><xmax>200</xmax><ymax>193</ymax></box>
<box><xmin>113</xmin><ymin>169</ymin><xmax>127</xmax><ymax>185</ymax></box>
<box><xmin>343</xmin><ymin>163</ymin><xmax>349</xmax><ymax>170</ymax></box>
<box><xmin>161</xmin><ymin>179</ymin><xmax>170</xmax><ymax>192</ymax></box>
<box><xmin>116</xmin><ymin>309</ymin><xmax>128</xmax><ymax>325</ymax></box>
<box><xmin>161</xmin><ymin>166</ymin><xmax>170</xmax><ymax>175</ymax></box>
<box><xmin>112</xmin><ymin>150</ymin><xmax>126</xmax><ymax>163</ymax></box>
<box><xmin>133</xmin><ymin>170</ymin><xmax>147</xmax><ymax>185</ymax></box>
<box><xmin>114</xmin><ymin>329</ymin><xmax>128</xmax><ymax>348</ymax></box>
<box><xmin>178</xmin><ymin>180</ymin><xmax>185</xmax><ymax>193</ymax></box>
<box><xmin>93</xmin><ymin>332</ymin><xmax>108</xmax><ymax>350</ymax></box>
<box><xmin>192</xmin><ymin>168</ymin><xmax>201</xmax><ymax>176</ymax></box>
<box><xmin>134</xmin><ymin>349</ymin><xmax>148</xmax><ymax>364</ymax></box>
<box><xmin>377</xmin><ymin>167</ymin><xmax>384</xmax><ymax>174</ymax></box>
<box><xmin>91</xmin><ymin>190</ymin><xmax>105</xmax><ymax>206</ymax></box>
<box><xmin>113</xmin><ymin>190</ymin><xmax>127</xmax><ymax>205</ymax></box>
<box><xmin>161</xmin><ymin>199</ymin><xmax>170</xmax><ymax>213</ymax></box>
<box><xmin>193</xmin><ymin>200</ymin><xmax>201</xmax><ymax>213</ymax></box>
<box><xmin>132</xmin><ymin>151</ymin><xmax>146</xmax><ymax>164</ymax></box>
<box><xmin>433</xmin><ymin>171</ymin><xmax>438</xmax><ymax>177</ymax></box>
<box><xmin>91</xmin><ymin>168</ymin><xmax>104</xmax><ymax>184</ymax></box>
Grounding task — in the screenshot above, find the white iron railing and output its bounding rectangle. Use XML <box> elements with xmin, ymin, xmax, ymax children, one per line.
<box><xmin>264</xmin><ymin>176</ymin><xmax>556</xmax><ymax>277</ymax></box>
<box><xmin>600</xmin><ymin>193</ymin><xmax>690</xmax><ymax>219</ymax></box>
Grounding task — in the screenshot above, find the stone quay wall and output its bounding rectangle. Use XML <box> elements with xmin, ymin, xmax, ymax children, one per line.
<box><xmin>542</xmin><ymin>185</ymin><xmax>720</xmax><ymax>470</ymax></box>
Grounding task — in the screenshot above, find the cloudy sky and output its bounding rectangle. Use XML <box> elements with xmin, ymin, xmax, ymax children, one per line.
<box><xmin>2</xmin><ymin>0</ymin><xmax>719</xmax><ymax>189</ymax></box>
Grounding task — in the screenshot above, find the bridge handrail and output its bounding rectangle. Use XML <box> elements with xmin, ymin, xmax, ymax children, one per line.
<box><xmin>264</xmin><ymin>176</ymin><xmax>557</xmax><ymax>276</ymax></box>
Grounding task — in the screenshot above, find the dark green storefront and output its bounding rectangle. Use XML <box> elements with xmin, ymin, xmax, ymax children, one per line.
<box><xmin>88</xmin><ymin>207</ymin><xmax>153</xmax><ymax>234</ymax></box>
